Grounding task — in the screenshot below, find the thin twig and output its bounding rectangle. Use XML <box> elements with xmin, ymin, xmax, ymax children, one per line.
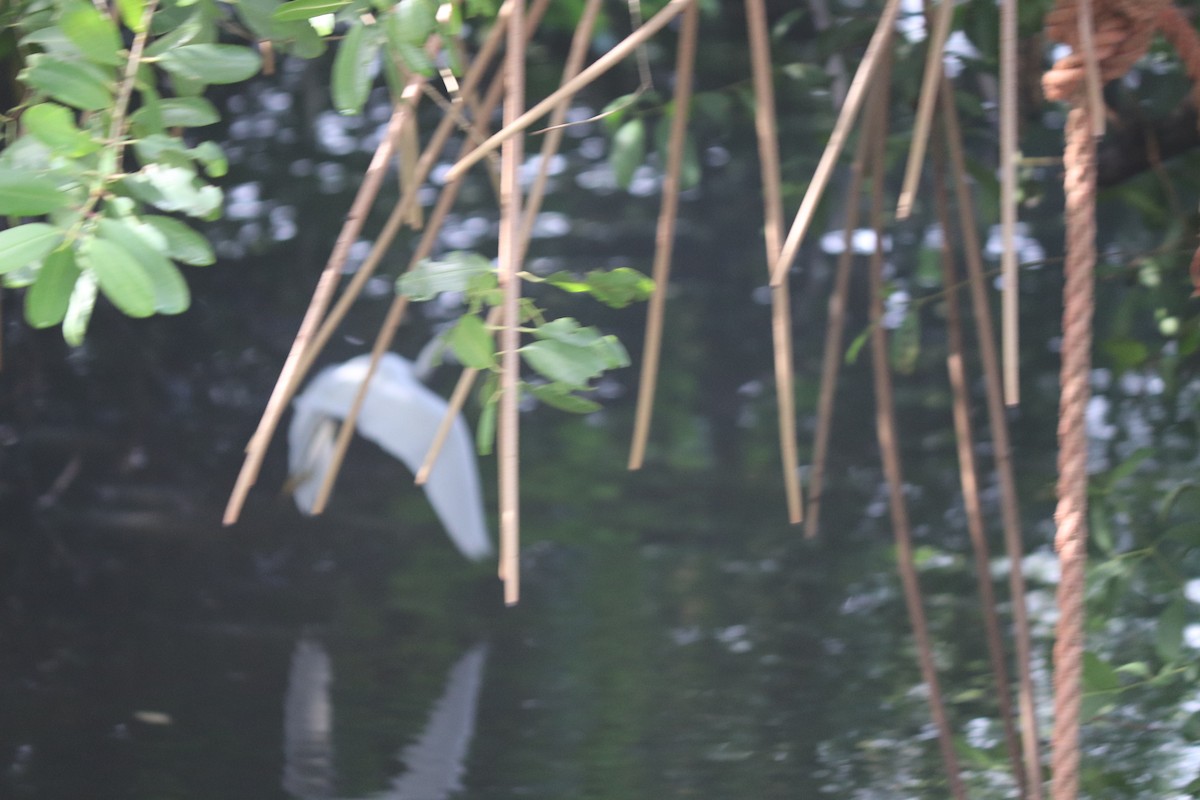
<box><xmin>444</xmin><ymin>0</ymin><xmax>697</xmax><ymax>183</ymax></box>
<box><xmin>770</xmin><ymin>0</ymin><xmax>904</xmax><ymax>286</ymax></box>
<box><xmin>627</xmin><ymin>0</ymin><xmax>698</xmax><ymax>471</ymax></box>
<box><xmin>516</xmin><ymin>0</ymin><xmax>605</xmax><ymax>256</ymax></box>
<box><xmin>895</xmin><ymin>0</ymin><xmax>954</xmax><ymax>219</ymax></box>
<box><xmin>744</xmin><ymin>0</ymin><xmax>802</xmax><ymax>522</ymax></box>
<box><xmin>497</xmin><ymin>0</ymin><xmax>527</xmax><ymax>605</ymax></box>
<box><xmin>941</xmin><ymin>71</ymin><xmax>1044</xmax><ymax>800</ymax></box>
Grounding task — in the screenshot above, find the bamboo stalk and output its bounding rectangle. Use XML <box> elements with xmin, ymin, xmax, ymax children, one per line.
<box><xmin>627</xmin><ymin>0</ymin><xmax>699</xmax><ymax>472</ymax></box>
<box><xmin>895</xmin><ymin>0</ymin><xmax>955</xmax><ymax>220</ymax></box>
<box><xmin>1000</xmin><ymin>0</ymin><xmax>1020</xmax><ymax>405</ymax></box>
<box><xmin>941</xmin><ymin>71</ymin><xmax>1044</xmax><ymax>800</ymax></box>
<box><xmin>444</xmin><ymin>0</ymin><xmax>697</xmax><ymax>183</ymax></box>
<box><xmin>744</xmin><ymin>0</ymin><xmax>802</xmax><ymax>522</ymax></box>
<box><xmin>863</xmin><ymin>52</ymin><xmax>966</xmax><ymax>799</ymax></box>
<box><xmin>931</xmin><ymin>141</ymin><xmax>1028</xmax><ymax>798</ymax></box>
<box><xmin>497</xmin><ymin>0</ymin><xmax>526</xmax><ymax>604</ymax></box>
<box><xmin>769</xmin><ymin>0</ymin><xmax>903</xmax><ymax>287</ymax></box>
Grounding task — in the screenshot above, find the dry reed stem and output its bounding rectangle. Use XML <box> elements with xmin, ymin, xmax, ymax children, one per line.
<box><xmin>444</xmin><ymin>0</ymin><xmax>698</xmax><ymax>183</ymax></box>
<box><xmin>223</xmin><ymin>78</ymin><xmax>427</xmax><ymax>525</ymax></box>
<box><xmin>770</xmin><ymin>0</ymin><xmax>904</xmax><ymax>287</ymax></box>
<box><xmin>896</xmin><ymin>0</ymin><xmax>955</xmax><ymax>220</ymax></box>
<box><xmin>309</xmin><ymin>296</ymin><xmax>413</xmax><ymax>513</ymax></box>
<box><xmin>744</xmin><ymin>0</ymin><xmax>802</xmax><ymax>522</ymax></box>
<box><xmin>931</xmin><ymin>143</ymin><xmax>1028</xmax><ymax>798</ymax></box>
<box><xmin>864</xmin><ymin>52</ymin><xmax>967</xmax><ymax>799</ymax></box>
<box><xmin>627</xmin><ymin>0</ymin><xmax>699</xmax><ymax>472</ymax></box>
<box><xmin>497</xmin><ymin>0</ymin><xmax>527</xmax><ymax>605</ymax></box>
<box><xmin>805</xmin><ymin>127</ymin><xmax>869</xmax><ymax>538</ymax></box>
<box><xmin>399</xmin><ymin>119</ymin><xmax>424</xmax><ymax>229</ymax></box>
<box><xmin>1000</xmin><ymin>0</ymin><xmax>1020</xmax><ymax>405</ymax></box>
<box><xmin>941</xmin><ymin>72</ymin><xmax>1044</xmax><ymax>799</ymax></box>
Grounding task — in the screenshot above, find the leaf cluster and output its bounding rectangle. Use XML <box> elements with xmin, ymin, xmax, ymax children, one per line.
<box><xmin>397</xmin><ymin>252</ymin><xmax>653</xmax><ymax>449</ymax></box>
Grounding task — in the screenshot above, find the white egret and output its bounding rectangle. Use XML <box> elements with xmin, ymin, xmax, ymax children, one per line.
<box><xmin>287</xmin><ymin>352</ymin><xmax>491</xmax><ymax>561</ymax></box>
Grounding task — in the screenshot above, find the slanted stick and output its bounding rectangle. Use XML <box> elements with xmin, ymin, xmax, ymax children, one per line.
<box><xmin>444</xmin><ymin>0</ymin><xmax>698</xmax><ymax>183</ymax></box>
<box><xmin>223</xmin><ymin>79</ymin><xmax>427</xmax><ymax>525</ymax></box>
<box><xmin>1000</xmin><ymin>0</ymin><xmax>1020</xmax><ymax>405</ymax></box>
<box><xmin>895</xmin><ymin>0</ymin><xmax>955</xmax><ymax>220</ymax></box>
<box><xmin>627</xmin><ymin>0</ymin><xmax>699</xmax><ymax>471</ymax></box>
<box><xmin>769</xmin><ymin>0</ymin><xmax>903</xmax><ymax>287</ymax></box>
<box><xmin>931</xmin><ymin>142</ymin><xmax>1028</xmax><ymax>798</ymax></box>
<box><xmin>744</xmin><ymin>0</ymin><xmax>802</xmax><ymax>522</ymax></box>
<box><xmin>806</xmin><ymin>127</ymin><xmax>870</xmax><ymax>538</ymax></box>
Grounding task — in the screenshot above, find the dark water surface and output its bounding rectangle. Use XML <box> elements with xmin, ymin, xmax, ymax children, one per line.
<box><xmin>4</xmin><ymin>14</ymin><xmax>1200</xmax><ymax>799</ymax></box>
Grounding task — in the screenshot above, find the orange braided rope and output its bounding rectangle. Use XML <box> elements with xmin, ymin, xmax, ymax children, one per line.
<box><xmin>1042</xmin><ymin>1</ymin><xmax>1198</xmax><ymax>798</ymax></box>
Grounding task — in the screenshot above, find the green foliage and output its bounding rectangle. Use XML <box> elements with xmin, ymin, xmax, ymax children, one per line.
<box><xmin>0</xmin><ymin>0</ymin><xmax>497</xmax><ymax>344</ymax></box>
<box><xmin>397</xmin><ymin>253</ymin><xmax>650</xmax><ymax>450</ymax></box>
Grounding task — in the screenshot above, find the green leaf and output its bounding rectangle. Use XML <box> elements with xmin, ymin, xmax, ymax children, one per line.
<box><xmin>331</xmin><ymin>21</ymin><xmax>380</xmax><ymax>115</ymax></box>
<box><xmin>144</xmin><ymin>11</ymin><xmax>206</xmax><ymax>57</ymax></box>
<box><xmin>476</xmin><ymin>392</ymin><xmax>497</xmax><ymax>456</ymax></box>
<box><xmin>1079</xmin><ymin>689</ymin><xmax>1118</xmax><ymax>722</ymax></box>
<box><xmin>97</xmin><ymin>218</ymin><xmax>190</xmax><ymax>314</ymax></box>
<box><xmin>0</xmin><ymin>224</ymin><xmax>63</xmax><ymax>273</ymax></box>
<box><xmin>78</xmin><ymin>235</ymin><xmax>157</xmax><ymax>318</ymax></box>
<box><xmin>600</xmin><ymin>94</ymin><xmax>637</xmax><ymax>133</ymax></box>
<box><xmin>158</xmin><ymin>44</ymin><xmax>262</xmax><ymax>85</ymax></box>
<box><xmin>140</xmin><ymin>215</ymin><xmax>215</xmax><ymax>265</ymax></box>
<box><xmin>61</xmin><ymin>4</ymin><xmax>125</xmax><ymax>66</ymax></box>
<box><xmin>1082</xmin><ymin>651</ymin><xmax>1120</xmax><ymax>693</ymax></box>
<box><xmin>397</xmin><ymin>251</ymin><xmax>495</xmax><ymax>301</ymax></box>
<box><xmin>115</xmin><ymin>0</ymin><xmax>148</xmax><ymax>33</ymax></box>
<box><xmin>447</xmin><ymin>313</ymin><xmax>495</xmax><ymax>370</ymax></box>
<box><xmin>146</xmin><ymin>97</ymin><xmax>221</xmax><ymax>128</ymax></box>
<box><xmin>390</xmin><ymin>0</ymin><xmax>438</xmax><ymax>44</ymax></box>
<box><xmin>62</xmin><ymin>269</ymin><xmax>98</xmax><ymax>346</ymax></box>
<box><xmin>25</xmin><ymin>247</ymin><xmax>81</xmax><ymax>328</ymax></box>
<box><xmin>610</xmin><ymin>118</ymin><xmax>645</xmax><ymax>190</ymax></box>
<box><xmin>889</xmin><ymin>307</ymin><xmax>920</xmax><ymax>375</ymax></box>
<box><xmin>122</xmin><ymin>164</ymin><xmax>223</xmax><ymax>219</ymax></box>
<box><xmin>21</xmin><ymin>54</ymin><xmax>113</xmax><ymax>111</ymax></box>
<box><xmin>654</xmin><ymin>119</ymin><xmax>701</xmax><ymax>190</ymax></box>
<box><xmin>22</xmin><ymin>102</ymin><xmax>100</xmax><ymax>156</ymax></box>
<box><xmin>1156</xmin><ymin>600</ymin><xmax>1186</xmax><ymax>665</ymax></box>
<box><xmin>527</xmin><ymin>382</ymin><xmax>602</xmax><ymax>413</ymax></box>
<box><xmin>845</xmin><ymin>326</ymin><xmax>871</xmax><ymax>364</ymax></box>
<box><xmin>0</xmin><ymin>170</ymin><xmax>70</xmax><ymax>215</ymax></box>
<box><xmin>273</xmin><ymin>0</ymin><xmax>351</xmax><ymax>20</ymax></box>
<box><xmin>189</xmin><ymin>141</ymin><xmax>227</xmax><ymax>177</ymax></box>
<box><xmin>583</xmin><ymin>267</ymin><xmax>654</xmax><ymax>308</ymax></box>
<box><xmin>521</xmin><ymin>330</ymin><xmax>629</xmax><ymax>389</ymax></box>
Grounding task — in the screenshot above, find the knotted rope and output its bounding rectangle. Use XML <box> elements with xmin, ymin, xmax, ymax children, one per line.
<box><xmin>1042</xmin><ymin>3</ymin><xmax>1200</xmax><ymax>798</ymax></box>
